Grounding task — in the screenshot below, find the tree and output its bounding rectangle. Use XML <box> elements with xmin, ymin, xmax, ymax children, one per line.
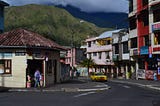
<box><xmin>79</xmin><ymin>58</ymin><xmax>96</xmax><ymax>76</ymax></box>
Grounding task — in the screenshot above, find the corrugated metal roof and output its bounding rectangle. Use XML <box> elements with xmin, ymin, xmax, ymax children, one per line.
<box><xmin>0</xmin><ymin>28</ymin><xmax>65</xmax><ymax>50</ymax></box>
<box><xmin>98</xmin><ymin>29</ymin><xmax>123</xmax><ymax>39</ymax></box>
<box><xmin>0</xmin><ymin>1</ymin><xmax>9</xmax><ymax>6</ymax></box>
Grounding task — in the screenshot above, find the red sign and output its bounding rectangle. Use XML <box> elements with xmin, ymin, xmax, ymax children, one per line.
<box><xmin>153</xmin><ymin>47</ymin><xmax>160</xmax><ymax>52</ymax></box>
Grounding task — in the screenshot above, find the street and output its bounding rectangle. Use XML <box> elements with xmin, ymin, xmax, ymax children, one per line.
<box><xmin>0</xmin><ymin>81</ymin><xmax>160</xmax><ymax>106</ymax></box>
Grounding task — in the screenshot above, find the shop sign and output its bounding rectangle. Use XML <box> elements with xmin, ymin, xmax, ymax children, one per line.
<box><xmin>152</xmin><ymin>23</ymin><xmax>160</xmax><ymax>32</ymax></box>
<box><xmin>153</xmin><ymin>47</ymin><xmax>160</xmax><ymax>52</ymax></box>
<box><xmin>140</xmin><ymin>46</ymin><xmax>148</xmax><ymax>55</ymax></box>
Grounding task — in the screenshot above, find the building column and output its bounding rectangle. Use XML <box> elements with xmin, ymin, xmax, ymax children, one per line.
<box><xmin>125</xmin><ymin>64</ymin><xmax>129</xmax><ymax>79</ymax></box>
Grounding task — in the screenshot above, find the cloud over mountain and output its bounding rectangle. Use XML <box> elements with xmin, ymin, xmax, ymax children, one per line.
<box><xmin>4</xmin><ymin>0</ymin><xmax>129</xmax><ymax>13</ymax></box>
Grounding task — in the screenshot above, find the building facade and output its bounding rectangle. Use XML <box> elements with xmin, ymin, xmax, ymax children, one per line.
<box><xmin>129</xmin><ymin>0</ymin><xmax>160</xmax><ymax>80</ymax></box>
<box><xmin>149</xmin><ymin>0</ymin><xmax>160</xmax><ymax>80</ymax></box>
<box><xmin>85</xmin><ymin>30</ymin><xmax>129</xmax><ymax>78</ymax></box>
<box><xmin>0</xmin><ymin>29</ymin><xmax>64</xmax><ymax>88</ymax></box>
<box><xmin>112</xmin><ymin>29</ymin><xmax>130</xmax><ymax>79</ymax></box>
<box><xmin>0</xmin><ymin>1</ymin><xmax>9</xmax><ymax>33</ymax></box>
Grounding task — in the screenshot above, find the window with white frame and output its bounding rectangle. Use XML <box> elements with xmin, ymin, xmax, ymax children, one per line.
<box><xmin>0</xmin><ymin>60</ymin><xmax>12</xmax><ymax>74</ymax></box>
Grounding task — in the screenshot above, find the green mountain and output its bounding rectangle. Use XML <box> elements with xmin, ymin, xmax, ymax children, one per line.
<box><xmin>4</xmin><ymin>4</ymin><xmax>110</xmax><ymax>46</ymax></box>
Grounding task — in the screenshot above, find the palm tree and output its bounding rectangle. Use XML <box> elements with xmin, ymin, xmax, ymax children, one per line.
<box><xmin>80</xmin><ymin>58</ymin><xmax>96</xmax><ymax>76</ymax></box>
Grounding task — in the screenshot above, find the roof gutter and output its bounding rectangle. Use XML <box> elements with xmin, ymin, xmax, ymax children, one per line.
<box><xmin>0</xmin><ymin>45</ymin><xmax>64</xmax><ymax>51</ymax></box>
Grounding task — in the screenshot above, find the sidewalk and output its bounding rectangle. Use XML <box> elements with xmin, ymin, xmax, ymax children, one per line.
<box><xmin>110</xmin><ymin>79</ymin><xmax>160</xmax><ymax>91</ymax></box>
<box><xmin>7</xmin><ymin>77</ymin><xmax>110</xmax><ymax>92</ymax></box>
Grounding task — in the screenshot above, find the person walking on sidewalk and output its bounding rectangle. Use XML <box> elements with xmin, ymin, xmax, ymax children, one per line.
<box><xmin>34</xmin><ymin>68</ymin><xmax>41</xmax><ymax>88</ymax></box>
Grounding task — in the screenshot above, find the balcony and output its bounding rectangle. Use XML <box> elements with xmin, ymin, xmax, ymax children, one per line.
<box><xmin>87</xmin><ymin>44</ymin><xmax>112</xmax><ymax>53</ymax></box>
<box><xmin>149</xmin><ymin>0</ymin><xmax>160</xmax><ymax>6</ymax></box>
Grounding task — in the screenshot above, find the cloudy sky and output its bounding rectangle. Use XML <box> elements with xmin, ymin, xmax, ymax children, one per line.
<box><xmin>3</xmin><ymin>0</ymin><xmax>129</xmax><ymax>13</ymax></box>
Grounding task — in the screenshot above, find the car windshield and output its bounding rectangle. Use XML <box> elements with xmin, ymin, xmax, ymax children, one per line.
<box><xmin>95</xmin><ymin>73</ymin><xmax>104</xmax><ymax>76</ymax></box>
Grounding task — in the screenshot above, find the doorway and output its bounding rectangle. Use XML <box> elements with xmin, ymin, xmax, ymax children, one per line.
<box><xmin>26</xmin><ymin>59</ymin><xmax>44</xmax><ymax>87</ymax></box>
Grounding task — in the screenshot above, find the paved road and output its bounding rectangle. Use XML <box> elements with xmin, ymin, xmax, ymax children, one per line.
<box><xmin>0</xmin><ymin>81</ymin><xmax>160</xmax><ymax>106</ymax></box>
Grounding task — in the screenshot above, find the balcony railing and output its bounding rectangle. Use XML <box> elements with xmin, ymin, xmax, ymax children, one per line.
<box><xmin>87</xmin><ymin>44</ymin><xmax>112</xmax><ymax>53</ymax></box>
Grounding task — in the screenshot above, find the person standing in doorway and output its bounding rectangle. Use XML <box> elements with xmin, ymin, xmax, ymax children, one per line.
<box><xmin>34</xmin><ymin>68</ymin><xmax>41</xmax><ymax>87</ymax></box>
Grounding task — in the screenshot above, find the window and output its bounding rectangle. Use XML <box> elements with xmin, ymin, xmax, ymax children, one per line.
<box><xmin>123</xmin><ymin>42</ymin><xmax>129</xmax><ymax>53</ymax></box>
<box><xmin>92</xmin><ymin>40</ymin><xmax>96</xmax><ymax>44</ymax></box>
<box><xmin>142</xmin><ymin>0</ymin><xmax>148</xmax><ymax>7</ymax></box>
<box><xmin>46</xmin><ymin>60</ymin><xmax>52</xmax><ymax>74</ymax></box>
<box><xmin>129</xmin><ymin>16</ymin><xmax>137</xmax><ymax>30</ymax></box>
<box><xmin>98</xmin><ymin>52</ymin><xmax>102</xmax><ymax>59</ymax></box>
<box><xmin>88</xmin><ymin>41</ymin><xmax>91</xmax><ymax>47</ymax></box>
<box><xmin>142</xmin><ymin>12</ymin><xmax>149</xmax><ymax>26</ymax></box>
<box><xmin>131</xmin><ymin>37</ymin><xmax>137</xmax><ymax>48</ymax></box>
<box><xmin>0</xmin><ymin>60</ymin><xmax>12</xmax><ymax>74</ymax></box>
<box><xmin>154</xmin><ymin>32</ymin><xmax>160</xmax><ymax>45</ymax></box>
<box><xmin>138</xmin><ymin>59</ymin><xmax>145</xmax><ymax>69</ymax></box>
<box><xmin>129</xmin><ymin>0</ymin><xmax>133</xmax><ymax>13</ymax></box>
<box><xmin>144</xmin><ymin>35</ymin><xmax>149</xmax><ymax>46</ymax></box>
<box><xmin>148</xmin><ymin>58</ymin><xmax>157</xmax><ymax>70</ymax></box>
<box><xmin>93</xmin><ymin>52</ymin><xmax>97</xmax><ymax>56</ymax></box>
<box><xmin>0</xmin><ymin>52</ymin><xmax>12</xmax><ymax>58</ymax></box>
<box><xmin>105</xmin><ymin>52</ymin><xmax>110</xmax><ymax>59</ymax></box>
<box><xmin>153</xmin><ymin>9</ymin><xmax>160</xmax><ymax>22</ymax></box>
<box><xmin>88</xmin><ymin>53</ymin><xmax>91</xmax><ymax>59</ymax></box>
<box><xmin>114</xmin><ymin>44</ymin><xmax>119</xmax><ymax>54</ymax></box>
<box><xmin>106</xmin><ymin>40</ymin><xmax>111</xmax><ymax>45</ymax></box>
<box><xmin>15</xmin><ymin>52</ymin><xmax>26</xmax><ymax>56</ymax></box>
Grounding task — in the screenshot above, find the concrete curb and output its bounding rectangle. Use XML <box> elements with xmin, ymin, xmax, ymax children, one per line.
<box><xmin>110</xmin><ymin>80</ymin><xmax>160</xmax><ymax>91</ymax></box>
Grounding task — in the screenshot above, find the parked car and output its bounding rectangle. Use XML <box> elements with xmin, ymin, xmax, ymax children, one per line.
<box><xmin>90</xmin><ymin>72</ymin><xmax>107</xmax><ymax>81</ymax></box>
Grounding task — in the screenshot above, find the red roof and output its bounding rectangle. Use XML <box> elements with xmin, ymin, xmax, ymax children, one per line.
<box><xmin>0</xmin><ymin>28</ymin><xmax>65</xmax><ymax>50</ymax></box>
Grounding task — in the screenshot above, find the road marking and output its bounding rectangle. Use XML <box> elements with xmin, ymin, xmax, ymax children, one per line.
<box><xmin>74</xmin><ymin>92</ymin><xmax>95</xmax><ymax>98</ymax></box>
<box><xmin>123</xmin><ymin>85</ymin><xmax>130</xmax><ymax>89</ymax></box>
<box><xmin>94</xmin><ymin>84</ymin><xmax>108</xmax><ymax>88</ymax></box>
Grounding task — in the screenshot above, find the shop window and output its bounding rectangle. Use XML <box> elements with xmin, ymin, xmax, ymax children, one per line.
<box><xmin>138</xmin><ymin>59</ymin><xmax>145</xmax><ymax>69</ymax></box>
<box><xmin>0</xmin><ymin>60</ymin><xmax>12</xmax><ymax>74</ymax></box>
<box><xmin>153</xmin><ymin>9</ymin><xmax>160</xmax><ymax>23</ymax></box>
<box><xmin>154</xmin><ymin>32</ymin><xmax>160</xmax><ymax>45</ymax></box>
<box><xmin>123</xmin><ymin>42</ymin><xmax>129</xmax><ymax>53</ymax></box>
<box><xmin>148</xmin><ymin>58</ymin><xmax>157</xmax><ymax>70</ymax></box>
<box><xmin>131</xmin><ymin>37</ymin><xmax>137</xmax><ymax>48</ymax></box>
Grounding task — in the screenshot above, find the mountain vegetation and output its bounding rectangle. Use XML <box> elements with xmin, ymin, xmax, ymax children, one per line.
<box><xmin>4</xmin><ymin>4</ymin><xmax>110</xmax><ymax>46</ymax></box>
